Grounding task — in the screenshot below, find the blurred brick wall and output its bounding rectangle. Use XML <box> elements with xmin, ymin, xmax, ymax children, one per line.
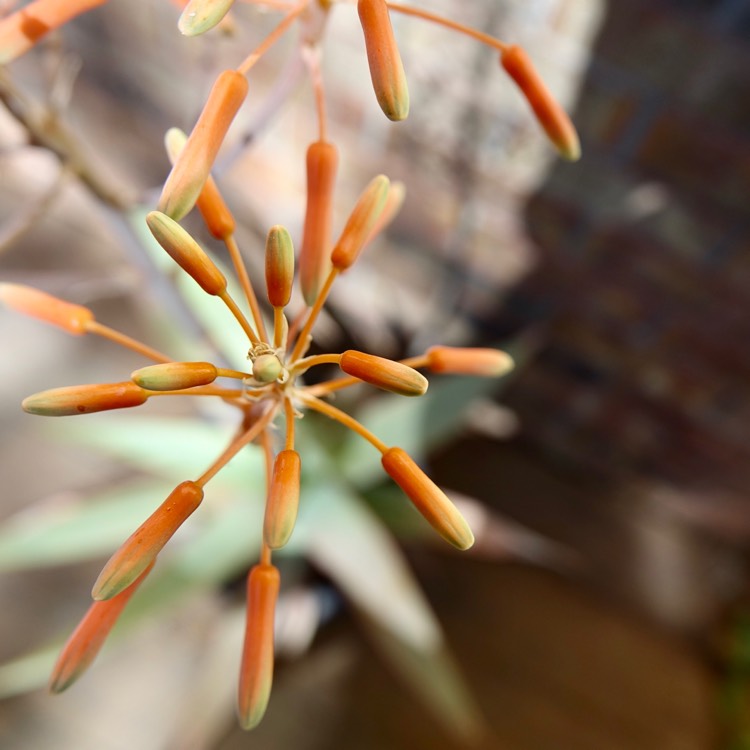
<box><xmin>490</xmin><ymin>0</ymin><xmax>750</xmax><ymax>489</ymax></box>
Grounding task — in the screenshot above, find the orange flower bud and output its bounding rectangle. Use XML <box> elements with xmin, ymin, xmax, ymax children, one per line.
<box><xmin>49</xmin><ymin>561</ymin><xmax>154</xmax><ymax>693</ymax></box>
<box><xmin>178</xmin><ymin>0</ymin><xmax>235</xmax><ymax>37</ymax></box>
<box><xmin>263</xmin><ymin>450</ymin><xmax>301</xmax><ymax>549</ymax></box>
<box><xmin>340</xmin><ymin>350</ymin><xmax>428</xmax><ymax>397</ymax></box>
<box><xmin>92</xmin><ymin>481</ymin><xmax>204</xmax><ymax>600</ymax></box>
<box><xmin>158</xmin><ymin>69</ymin><xmax>249</xmax><ymax>220</ymax></box>
<box><xmin>0</xmin><ymin>0</ymin><xmax>108</xmax><ymax>65</ymax></box>
<box><xmin>357</xmin><ymin>0</ymin><xmax>409</xmax><ymax>121</ymax></box>
<box><xmin>364</xmin><ymin>180</ymin><xmax>405</xmax><ymax>247</ymax></box>
<box><xmin>426</xmin><ymin>346</ymin><xmax>514</xmax><ymax>377</ymax></box>
<box><xmin>265</xmin><ymin>225</ymin><xmax>294</xmax><ymax>308</ymax></box>
<box><xmin>381</xmin><ymin>447</ymin><xmax>474</xmax><ymax>550</ymax></box>
<box><xmin>0</xmin><ymin>283</ymin><xmax>93</xmax><ymax>335</ymax></box>
<box><xmin>239</xmin><ymin>563</ymin><xmax>280</xmax><ymax>730</ymax></box>
<box><xmin>146</xmin><ymin>210</ymin><xmax>227</xmax><ymax>296</ymax></box>
<box><xmin>22</xmin><ymin>382</ymin><xmax>147</xmax><ymax>416</ymax></box>
<box><xmin>164</xmin><ymin>127</ymin><xmax>236</xmax><ymax>239</ymax></box>
<box><xmin>500</xmin><ymin>45</ymin><xmax>581</xmax><ymax>161</ymax></box>
<box><xmin>330</xmin><ymin>175</ymin><xmax>390</xmax><ymax>272</ymax></box>
<box><xmin>131</xmin><ymin>361</ymin><xmax>218</xmax><ymax>390</ymax></box>
<box><xmin>299</xmin><ymin>140</ymin><xmax>338</xmax><ymax>306</ymax></box>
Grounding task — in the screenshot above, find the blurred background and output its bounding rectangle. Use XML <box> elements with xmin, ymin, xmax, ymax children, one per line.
<box><xmin>1</xmin><ymin>0</ymin><xmax>749</xmax><ymax>747</ymax></box>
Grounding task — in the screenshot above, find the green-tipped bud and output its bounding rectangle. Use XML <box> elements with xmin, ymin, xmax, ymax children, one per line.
<box><xmin>340</xmin><ymin>350</ymin><xmax>427</xmax><ymax>396</ymax></box>
<box><xmin>382</xmin><ymin>447</ymin><xmax>474</xmax><ymax>550</ymax></box>
<box><xmin>49</xmin><ymin>562</ymin><xmax>154</xmax><ymax>694</ymax></box>
<box><xmin>164</xmin><ymin>127</ymin><xmax>236</xmax><ymax>239</ymax></box>
<box><xmin>92</xmin><ymin>481</ymin><xmax>204</xmax><ymax>600</ymax></box>
<box><xmin>265</xmin><ymin>225</ymin><xmax>294</xmax><ymax>308</ymax></box>
<box><xmin>364</xmin><ymin>180</ymin><xmax>405</xmax><ymax>247</ymax></box>
<box><xmin>358</xmin><ymin>0</ymin><xmax>410</xmax><ymax>121</ymax></box>
<box><xmin>22</xmin><ymin>382</ymin><xmax>147</xmax><ymax>416</ymax></box>
<box><xmin>179</xmin><ymin>0</ymin><xmax>235</xmax><ymax>37</ymax></box>
<box><xmin>500</xmin><ymin>45</ymin><xmax>581</xmax><ymax>161</ymax></box>
<box><xmin>158</xmin><ymin>69</ymin><xmax>248</xmax><ymax>220</ymax></box>
<box><xmin>330</xmin><ymin>175</ymin><xmax>390</xmax><ymax>271</ymax></box>
<box><xmin>239</xmin><ymin>564</ymin><xmax>280</xmax><ymax>730</ymax></box>
<box><xmin>131</xmin><ymin>362</ymin><xmax>218</xmax><ymax>390</ymax></box>
<box><xmin>263</xmin><ymin>450</ymin><xmax>301</xmax><ymax>549</ymax></box>
<box><xmin>146</xmin><ymin>210</ymin><xmax>227</xmax><ymax>295</ymax></box>
<box><xmin>164</xmin><ymin>127</ymin><xmax>187</xmax><ymax>164</ymax></box>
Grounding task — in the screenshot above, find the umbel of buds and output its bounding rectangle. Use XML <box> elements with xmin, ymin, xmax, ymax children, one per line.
<box><xmin>10</xmin><ymin>196</ymin><xmax>516</xmax><ymax>727</ymax></box>
<box><xmin>1</xmin><ymin>0</ymin><xmax>560</xmax><ymax>734</ymax></box>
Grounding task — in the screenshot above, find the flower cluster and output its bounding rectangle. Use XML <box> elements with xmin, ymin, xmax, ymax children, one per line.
<box><xmin>0</xmin><ymin>0</ymin><xmax>577</xmax><ymax>731</ymax></box>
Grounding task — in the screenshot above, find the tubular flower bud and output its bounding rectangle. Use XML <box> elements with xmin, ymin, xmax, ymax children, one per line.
<box><xmin>92</xmin><ymin>481</ymin><xmax>204</xmax><ymax>600</ymax></box>
<box><xmin>500</xmin><ymin>45</ymin><xmax>581</xmax><ymax>161</ymax></box>
<box><xmin>146</xmin><ymin>211</ymin><xmax>227</xmax><ymax>296</ymax></box>
<box><xmin>22</xmin><ymin>382</ymin><xmax>147</xmax><ymax>416</ymax></box>
<box><xmin>179</xmin><ymin>0</ymin><xmax>235</xmax><ymax>37</ymax></box>
<box><xmin>330</xmin><ymin>175</ymin><xmax>390</xmax><ymax>271</ymax></box>
<box><xmin>49</xmin><ymin>561</ymin><xmax>154</xmax><ymax>694</ymax></box>
<box><xmin>131</xmin><ymin>362</ymin><xmax>218</xmax><ymax>391</ymax></box>
<box><xmin>357</xmin><ymin>0</ymin><xmax>409</xmax><ymax>121</ymax></box>
<box><xmin>381</xmin><ymin>447</ymin><xmax>474</xmax><ymax>550</ymax></box>
<box><xmin>164</xmin><ymin>127</ymin><xmax>236</xmax><ymax>239</ymax></box>
<box><xmin>264</xmin><ymin>450</ymin><xmax>301</xmax><ymax>549</ymax></box>
<box><xmin>265</xmin><ymin>225</ymin><xmax>295</xmax><ymax>308</ymax></box>
<box><xmin>0</xmin><ymin>283</ymin><xmax>93</xmax><ymax>335</ymax></box>
<box><xmin>426</xmin><ymin>346</ymin><xmax>514</xmax><ymax>377</ymax></box>
<box><xmin>340</xmin><ymin>350</ymin><xmax>428</xmax><ymax>397</ymax></box>
<box><xmin>0</xmin><ymin>0</ymin><xmax>108</xmax><ymax>65</ymax></box>
<box><xmin>364</xmin><ymin>180</ymin><xmax>405</xmax><ymax>247</ymax></box>
<box><xmin>299</xmin><ymin>141</ymin><xmax>338</xmax><ymax>306</ymax></box>
<box><xmin>158</xmin><ymin>69</ymin><xmax>249</xmax><ymax>220</ymax></box>
<box><xmin>239</xmin><ymin>564</ymin><xmax>280</xmax><ymax>730</ymax></box>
